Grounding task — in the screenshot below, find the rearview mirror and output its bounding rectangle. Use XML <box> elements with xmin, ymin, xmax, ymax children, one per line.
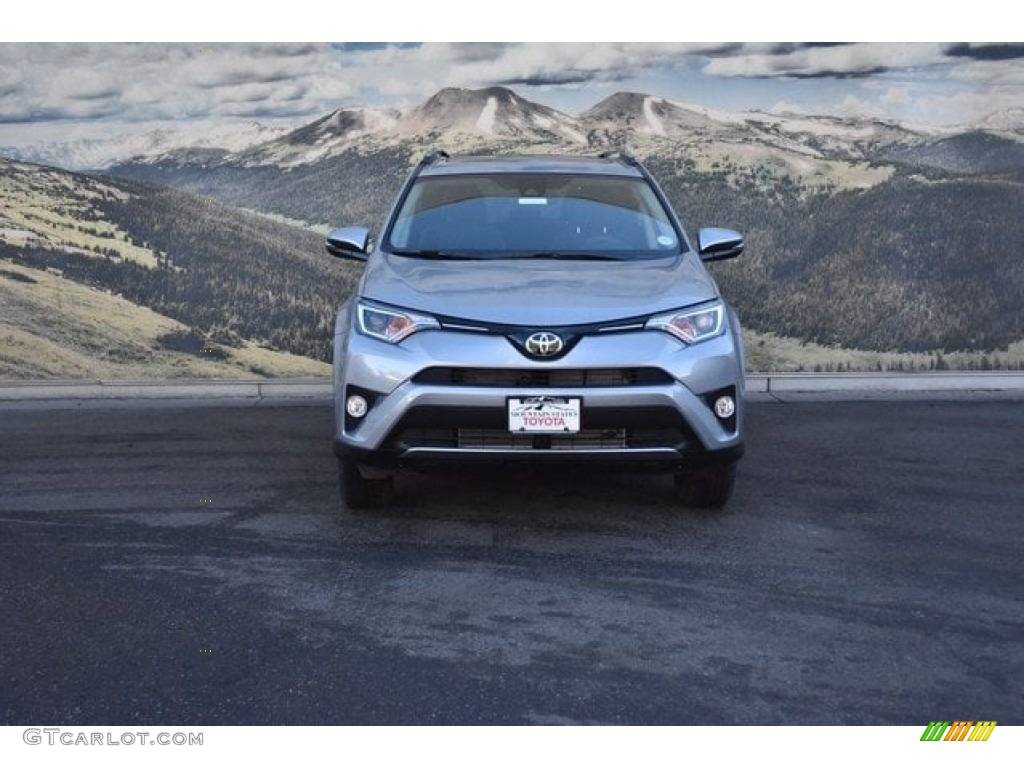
<box><xmin>326</xmin><ymin>227</ymin><xmax>371</xmax><ymax>261</ymax></box>
<box><xmin>697</xmin><ymin>228</ymin><xmax>744</xmax><ymax>262</ymax></box>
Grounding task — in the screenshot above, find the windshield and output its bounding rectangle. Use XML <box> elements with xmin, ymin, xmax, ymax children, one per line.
<box><xmin>386</xmin><ymin>173</ymin><xmax>682</xmax><ymax>259</ymax></box>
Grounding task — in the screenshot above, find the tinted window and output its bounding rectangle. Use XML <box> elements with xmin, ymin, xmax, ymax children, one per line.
<box><xmin>388</xmin><ymin>174</ymin><xmax>681</xmax><ymax>257</ymax></box>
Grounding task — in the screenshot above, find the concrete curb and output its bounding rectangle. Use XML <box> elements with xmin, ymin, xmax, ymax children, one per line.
<box><xmin>0</xmin><ymin>378</ymin><xmax>327</xmax><ymax>401</ymax></box>
<box><xmin>745</xmin><ymin>372</ymin><xmax>1024</xmax><ymax>394</ymax></box>
<box><xmin>1</xmin><ymin>373</ymin><xmax>1022</xmax><ymax>402</ymax></box>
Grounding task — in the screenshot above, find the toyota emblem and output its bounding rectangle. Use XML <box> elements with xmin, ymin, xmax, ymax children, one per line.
<box><xmin>525</xmin><ymin>332</ymin><xmax>564</xmax><ymax>357</ymax></box>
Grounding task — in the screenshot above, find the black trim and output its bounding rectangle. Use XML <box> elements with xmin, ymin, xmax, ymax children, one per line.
<box><xmin>411</xmin><ymin>367</ymin><xmax>674</xmax><ymax>388</ymax></box>
<box><xmin>343</xmin><ymin>385</ymin><xmax>383</xmax><ymax>433</ymax></box>
<box><xmin>433</xmin><ymin>302</ymin><xmax>722</xmax><ymax>339</ymax></box>
<box><xmin>422</xmin><ymin>149</ymin><xmax>450</xmax><ymax>165</ymax></box>
<box><xmin>439</xmin><ymin>314</ymin><xmax>648</xmax><ymax>335</ymax></box>
<box><xmin>435</xmin><ymin>311</ymin><xmax>671</xmax><ymax>362</ymax></box>
<box><xmin>333</xmin><ymin>438</ymin><xmax>743</xmax><ymax>471</ymax></box>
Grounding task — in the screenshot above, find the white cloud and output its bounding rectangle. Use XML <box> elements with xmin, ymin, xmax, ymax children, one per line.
<box><xmin>704</xmin><ymin>43</ymin><xmax>949</xmax><ymax>79</ymax></box>
<box><xmin>0</xmin><ymin>41</ymin><xmax>1021</xmax><ymax>144</ymax></box>
<box><xmin>879</xmin><ymin>86</ymin><xmax>911</xmax><ymax>107</ymax></box>
<box><xmin>0</xmin><ymin>43</ymin><xmax>358</xmax><ymax>124</ymax></box>
<box><xmin>950</xmin><ymin>59</ymin><xmax>1024</xmax><ymax>87</ymax></box>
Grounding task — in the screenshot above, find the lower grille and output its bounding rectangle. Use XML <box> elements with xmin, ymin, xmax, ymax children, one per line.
<box><xmin>395</xmin><ymin>426</ymin><xmax>688</xmax><ymax>451</ymax></box>
<box><xmin>385</xmin><ymin>405</ymin><xmax>697</xmax><ymax>453</ymax></box>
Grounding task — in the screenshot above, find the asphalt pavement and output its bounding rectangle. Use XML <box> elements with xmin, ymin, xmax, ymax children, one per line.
<box><xmin>0</xmin><ymin>396</ymin><xmax>1021</xmax><ymax>725</ymax></box>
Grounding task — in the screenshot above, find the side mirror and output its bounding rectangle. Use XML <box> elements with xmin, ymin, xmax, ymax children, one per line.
<box><xmin>697</xmin><ymin>228</ymin><xmax>744</xmax><ymax>262</ymax></box>
<box><xmin>326</xmin><ymin>226</ymin><xmax>371</xmax><ymax>261</ymax></box>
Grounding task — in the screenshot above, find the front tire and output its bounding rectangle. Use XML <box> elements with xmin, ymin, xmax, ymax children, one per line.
<box><xmin>674</xmin><ymin>462</ymin><xmax>737</xmax><ymax>509</ymax></box>
<box><xmin>339</xmin><ymin>458</ymin><xmax>393</xmax><ymax>511</ymax></box>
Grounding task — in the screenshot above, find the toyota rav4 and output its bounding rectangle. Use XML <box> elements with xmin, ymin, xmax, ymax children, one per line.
<box><xmin>326</xmin><ymin>151</ymin><xmax>746</xmax><ymax>510</ymax></box>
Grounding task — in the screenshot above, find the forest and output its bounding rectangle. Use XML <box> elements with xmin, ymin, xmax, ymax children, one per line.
<box><xmin>647</xmin><ymin>160</ymin><xmax>1024</xmax><ymax>352</ymax></box>
<box><xmin>127</xmin><ymin>147</ymin><xmax>1024</xmax><ymax>353</ymax></box>
<box><xmin>2</xmin><ymin>177</ymin><xmax>360</xmax><ymax>363</ymax></box>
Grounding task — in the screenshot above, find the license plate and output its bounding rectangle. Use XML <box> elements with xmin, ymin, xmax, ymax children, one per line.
<box><xmin>508</xmin><ymin>396</ymin><xmax>581</xmax><ymax>433</ymax></box>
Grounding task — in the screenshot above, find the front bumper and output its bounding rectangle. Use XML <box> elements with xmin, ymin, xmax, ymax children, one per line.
<box><xmin>333</xmin><ymin>317</ymin><xmax>745</xmax><ymax>470</ymax></box>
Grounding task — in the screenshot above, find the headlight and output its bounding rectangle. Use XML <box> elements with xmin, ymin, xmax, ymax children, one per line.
<box><xmin>356</xmin><ymin>301</ymin><xmax>439</xmax><ymax>344</ymax></box>
<box><xmin>646</xmin><ymin>302</ymin><xmax>725</xmax><ymax>345</ymax></box>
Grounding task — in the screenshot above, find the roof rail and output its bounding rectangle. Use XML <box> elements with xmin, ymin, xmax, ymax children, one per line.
<box><xmin>420</xmin><ymin>149</ymin><xmax>450</xmax><ymax>166</ymax></box>
<box><xmin>597</xmin><ymin>149</ymin><xmax>637</xmax><ymax>166</ymax></box>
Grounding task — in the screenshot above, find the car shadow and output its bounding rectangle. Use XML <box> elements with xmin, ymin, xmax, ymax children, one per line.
<box><xmin>340</xmin><ymin>463</ymin><xmax>736</xmax><ymax>536</ymax></box>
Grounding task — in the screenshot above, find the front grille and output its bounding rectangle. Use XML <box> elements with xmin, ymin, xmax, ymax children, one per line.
<box><xmin>385</xmin><ymin>405</ymin><xmax>696</xmax><ymax>453</ymax></box>
<box><xmin>412</xmin><ymin>367</ymin><xmax>673</xmax><ymax>388</ymax></box>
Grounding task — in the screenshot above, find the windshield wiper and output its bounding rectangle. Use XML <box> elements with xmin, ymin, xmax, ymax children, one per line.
<box><xmin>391</xmin><ymin>249</ymin><xmax>483</xmax><ymax>260</ymax></box>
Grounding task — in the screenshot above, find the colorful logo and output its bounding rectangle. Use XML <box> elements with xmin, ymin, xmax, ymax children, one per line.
<box><xmin>920</xmin><ymin>721</ymin><xmax>997</xmax><ymax>742</ymax></box>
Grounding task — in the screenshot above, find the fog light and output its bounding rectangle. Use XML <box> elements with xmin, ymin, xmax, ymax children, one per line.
<box><xmin>346</xmin><ymin>395</ymin><xmax>368</xmax><ymax>419</ymax></box>
<box><xmin>714</xmin><ymin>395</ymin><xmax>735</xmax><ymax>420</ymax></box>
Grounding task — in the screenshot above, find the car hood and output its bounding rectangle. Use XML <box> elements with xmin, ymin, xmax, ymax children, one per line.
<box><xmin>360</xmin><ymin>252</ymin><xmax>720</xmax><ymax>326</ymax></box>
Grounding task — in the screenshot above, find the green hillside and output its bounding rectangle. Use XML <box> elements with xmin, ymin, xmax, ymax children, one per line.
<box><xmin>0</xmin><ymin>261</ymin><xmax>329</xmax><ymax>379</ymax></box>
<box><xmin>3</xmin><ymin>150</ymin><xmax>1023</xmax><ymax>379</ymax></box>
<box><xmin>0</xmin><ymin>158</ymin><xmax>357</xmax><ymax>376</ymax></box>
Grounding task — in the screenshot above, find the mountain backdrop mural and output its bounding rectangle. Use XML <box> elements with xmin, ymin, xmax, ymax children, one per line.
<box><xmin>2</xmin><ymin>84</ymin><xmax>1022</xmax><ymax>378</ymax></box>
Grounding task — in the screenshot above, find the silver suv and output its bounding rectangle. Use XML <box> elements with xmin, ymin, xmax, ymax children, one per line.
<box><xmin>326</xmin><ymin>152</ymin><xmax>746</xmax><ymax>510</ymax></box>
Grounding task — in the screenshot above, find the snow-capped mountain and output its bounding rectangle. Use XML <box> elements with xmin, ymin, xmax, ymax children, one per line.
<box><xmin>583</xmin><ymin>92</ymin><xmax>727</xmax><ymax>137</ymax></box>
<box><xmin>399</xmin><ymin>86</ymin><xmax>586</xmax><ymax>144</ymax></box>
<box><xmin>582</xmin><ymin>91</ymin><xmax>937</xmax><ymax>160</ymax></box>
<box><xmin>229</xmin><ymin>107</ymin><xmax>400</xmax><ymax>167</ymax></box>
<box><xmin>975</xmin><ymin>108</ymin><xmax>1024</xmax><ymax>137</ymax></box>
<box><xmin>218</xmin><ymin>86</ymin><xmax>587</xmax><ymax>169</ymax></box>
<box><xmin>94</xmin><ymin>84</ymin><xmax>1024</xmax><ymax>206</ymax></box>
<box><xmin>14</xmin><ymin>85</ymin><xmax>1020</xmax><ymax>175</ymax></box>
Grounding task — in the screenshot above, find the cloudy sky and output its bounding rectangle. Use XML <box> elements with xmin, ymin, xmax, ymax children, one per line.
<box><xmin>2</xmin><ymin>15</ymin><xmax>1022</xmax><ymax>153</ymax></box>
